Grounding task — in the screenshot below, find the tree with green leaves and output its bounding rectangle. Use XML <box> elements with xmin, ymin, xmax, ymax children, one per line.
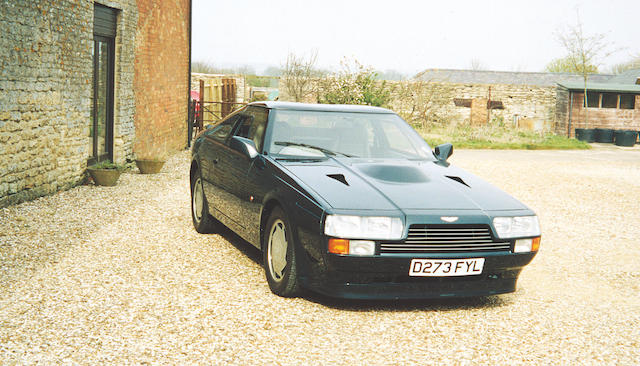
<box><xmin>544</xmin><ymin>56</ymin><xmax>598</xmax><ymax>73</ymax></box>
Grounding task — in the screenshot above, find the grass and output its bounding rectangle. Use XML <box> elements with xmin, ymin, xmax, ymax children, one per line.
<box><xmin>416</xmin><ymin>123</ymin><xmax>591</xmax><ymax>150</ymax></box>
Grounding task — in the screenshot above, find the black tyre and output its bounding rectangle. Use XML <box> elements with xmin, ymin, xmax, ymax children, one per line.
<box><xmin>263</xmin><ymin>206</ymin><xmax>299</xmax><ymax>297</ymax></box>
<box><xmin>190</xmin><ymin>170</ymin><xmax>218</xmax><ymax>233</ymax></box>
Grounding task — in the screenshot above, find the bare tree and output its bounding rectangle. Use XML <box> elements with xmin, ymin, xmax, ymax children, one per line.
<box><xmin>610</xmin><ymin>54</ymin><xmax>640</xmax><ymax>74</ymax></box>
<box><xmin>281</xmin><ymin>51</ymin><xmax>320</xmax><ymax>102</ymax></box>
<box><xmin>470</xmin><ymin>58</ymin><xmax>488</xmax><ymax>71</ymax></box>
<box><xmin>556</xmin><ymin>10</ymin><xmax>617</xmax><ymax>128</ymax></box>
<box><xmin>394</xmin><ymin>79</ymin><xmax>454</xmax><ymax>128</ymax></box>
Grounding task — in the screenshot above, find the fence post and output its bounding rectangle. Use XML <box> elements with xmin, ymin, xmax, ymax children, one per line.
<box><xmin>198</xmin><ymin>80</ymin><xmax>204</xmax><ymax>132</ymax></box>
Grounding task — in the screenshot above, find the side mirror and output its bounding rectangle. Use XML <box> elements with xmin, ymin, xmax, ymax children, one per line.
<box><xmin>434</xmin><ymin>143</ymin><xmax>453</xmax><ymax>162</ymax></box>
<box><xmin>230</xmin><ymin>136</ymin><xmax>259</xmax><ymax>159</ymax></box>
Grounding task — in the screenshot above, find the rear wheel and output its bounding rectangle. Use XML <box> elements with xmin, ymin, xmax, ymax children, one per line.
<box><xmin>191</xmin><ymin>170</ymin><xmax>218</xmax><ymax>233</ymax></box>
<box><xmin>264</xmin><ymin>206</ymin><xmax>299</xmax><ymax>297</ymax></box>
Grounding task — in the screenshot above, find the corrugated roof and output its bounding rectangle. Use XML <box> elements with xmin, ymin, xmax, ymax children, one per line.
<box><xmin>606</xmin><ymin>68</ymin><xmax>640</xmax><ymax>84</ymax></box>
<box><xmin>557</xmin><ymin>82</ymin><xmax>640</xmax><ymax>93</ymax></box>
<box><xmin>414</xmin><ymin>68</ymin><xmax>615</xmax><ymax>86</ymax></box>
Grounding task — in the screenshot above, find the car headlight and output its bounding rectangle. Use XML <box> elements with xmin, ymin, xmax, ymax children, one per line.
<box><xmin>493</xmin><ymin>216</ymin><xmax>541</xmax><ymax>238</ymax></box>
<box><xmin>324</xmin><ymin>215</ymin><xmax>404</xmax><ymax>240</ymax></box>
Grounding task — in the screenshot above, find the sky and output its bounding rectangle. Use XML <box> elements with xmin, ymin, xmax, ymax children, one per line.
<box><xmin>191</xmin><ymin>0</ymin><xmax>640</xmax><ymax>76</ymax></box>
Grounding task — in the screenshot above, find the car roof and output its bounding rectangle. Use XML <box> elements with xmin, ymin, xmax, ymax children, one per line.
<box><xmin>248</xmin><ymin>101</ymin><xmax>395</xmax><ymax>114</ymax></box>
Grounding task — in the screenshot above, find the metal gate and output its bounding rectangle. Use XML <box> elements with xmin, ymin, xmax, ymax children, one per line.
<box><xmin>188</xmin><ymin>77</ymin><xmax>246</xmax><ymax>146</ymax></box>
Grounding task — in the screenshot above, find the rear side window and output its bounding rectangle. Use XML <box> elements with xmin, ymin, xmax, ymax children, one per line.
<box><xmin>235</xmin><ymin>107</ymin><xmax>269</xmax><ymax>152</ymax></box>
<box><xmin>208</xmin><ymin>115</ymin><xmax>239</xmax><ymax>143</ymax></box>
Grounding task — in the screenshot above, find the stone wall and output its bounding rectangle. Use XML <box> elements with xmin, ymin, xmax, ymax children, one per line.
<box><xmin>0</xmin><ymin>0</ymin><xmax>190</xmax><ymax>208</ymax></box>
<box><xmin>432</xmin><ymin>83</ymin><xmax>558</xmax><ymax>129</ymax></box>
<box><xmin>108</xmin><ymin>0</ymin><xmax>138</xmax><ymax>163</ymax></box>
<box><xmin>1</xmin><ymin>1</ymin><xmax>97</xmax><ymax>207</ymax></box>
<box><xmin>554</xmin><ymin>87</ymin><xmax>570</xmax><ymax>136</ymax></box>
<box><xmin>279</xmin><ymin>79</ymin><xmax>559</xmax><ymax>130</ymax></box>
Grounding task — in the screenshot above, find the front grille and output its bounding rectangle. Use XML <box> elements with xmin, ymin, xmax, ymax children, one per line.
<box><xmin>380</xmin><ymin>225</ymin><xmax>511</xmax><ymax>254</ymax></box>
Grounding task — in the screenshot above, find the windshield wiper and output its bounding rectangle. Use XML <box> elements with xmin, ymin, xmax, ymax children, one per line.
<box><xmin>274</xmin><ymin>141</ymin><xmax>355</xmax><ymax>158</ymax></box>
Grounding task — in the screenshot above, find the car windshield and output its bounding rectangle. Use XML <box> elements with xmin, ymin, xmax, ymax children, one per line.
<box><xmin>267</xmin><ymin>110</ymin><xmax>434</xmax><ymax>160</ymax></box>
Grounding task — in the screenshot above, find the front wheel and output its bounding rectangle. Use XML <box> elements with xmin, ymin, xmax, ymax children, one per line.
<box><xmin>191</xmin><ymin>171</ymin><xmax>218</xmax><ymax>233</ymax></box>
<box><xmin>264</xmin><ymin>206</ymin><xmax>299</xmax><ymax>297</ymax></box>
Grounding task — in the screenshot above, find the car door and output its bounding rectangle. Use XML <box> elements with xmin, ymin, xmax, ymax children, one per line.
<box><xmin>216</xmin><ymin>107</ymin><xmax>270</xmax><ymax>246</ymax></box>
<box><xmin>200</xmin><ymin>113</ymin><xmax>243</xmax><ymax>226</ymax></box>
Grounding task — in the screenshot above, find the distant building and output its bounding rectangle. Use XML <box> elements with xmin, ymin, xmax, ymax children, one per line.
<box><xmin>557</xmin><ymin>77</ymin><xmax>640</xmax><ymax>135</ymax></box>
<box><xmin>415</xmin><ymin>69</ymin><xmax>614</xmax><ymax>86</ymax></box>
<box><xmin>0</xmin><ymin>1</ymin><xmax>192</xmax><ymax>207</ymax></box>
<box><xmin>413</xmin><ymin>68</ymin><xmax>640</xmax><ymax>135</ymax></box>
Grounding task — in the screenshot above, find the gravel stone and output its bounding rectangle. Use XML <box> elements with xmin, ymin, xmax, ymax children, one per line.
<box><xmin>1</xmin><ymin>149</ymin><xmax>639</xmax><ymax>364</ymax></box>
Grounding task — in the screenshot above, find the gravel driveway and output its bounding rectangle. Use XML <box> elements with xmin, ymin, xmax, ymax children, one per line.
<box><xmin>1</xmin><ymin>149</ymin><xmax>639</xmax><ymax>364</ymax></box>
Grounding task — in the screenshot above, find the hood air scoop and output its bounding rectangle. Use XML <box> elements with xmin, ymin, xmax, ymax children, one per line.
<box><xmin>445</xmin><ymin>175</ymin><xmax>470</xmax><ymax>188</ymax></box>
<box><xmin>327</xmin><ymin>174</ymin><xmax>349</xmax><ymax>186</ymax></box>
<box><xmin>356</xmin><ymin>165</ymin><xmax>429</xmax><ymax>183</ymax></box>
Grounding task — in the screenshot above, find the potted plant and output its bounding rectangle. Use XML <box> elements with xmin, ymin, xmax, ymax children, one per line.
<box><xmin>135</xmin><ymin>143</ymin><xmax>167</xmax><ymax>174</ymax></box>
<box><xmin>87</xmin><ymin>160</ymin><xmax>126</xmax><ymax>186</ymax></box>
<box><xmin>135</xmin><ymin>157</ymin><xmax>166</xmax><ymax>174</ymax></box>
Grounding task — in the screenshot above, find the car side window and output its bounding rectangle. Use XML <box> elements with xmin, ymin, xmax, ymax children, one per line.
<box><xmin>235</xmin><ymin>107</ymin><xmax>268</xmax><ymax>152</ymax></box>
<box><xmin>208</xmin><ymin>115</ymin><xmax>239</xmax><ymax>143</ymax></box>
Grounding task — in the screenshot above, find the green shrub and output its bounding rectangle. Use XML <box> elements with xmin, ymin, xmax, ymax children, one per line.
<box><xmin>89</xmin><ymin>160</ymin><xmax>126</xmax><ymax>171</ymax></box>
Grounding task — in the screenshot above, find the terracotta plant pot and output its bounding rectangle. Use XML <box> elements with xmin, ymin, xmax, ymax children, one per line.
<box><xmin>87</xmin><ymin>168</ymin><xmax>121</xmax><ymax>186</ymax></box>
<box><xmin>135</xmin><ymin>159</ymin><xmax>165</xmax><ymax>174</ymax></box>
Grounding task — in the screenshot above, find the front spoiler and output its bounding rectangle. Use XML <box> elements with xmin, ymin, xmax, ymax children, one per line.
<box><xmin>299</xmin><ymin>251</ymin><xmax>536</xmax><ymax>300</ymax></box>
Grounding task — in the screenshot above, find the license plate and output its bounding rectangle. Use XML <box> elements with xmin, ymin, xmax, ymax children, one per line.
<box><xmin>409</xmin><ymin>258</ymin><xmax>485</xmax><ymax>277</ymax></box>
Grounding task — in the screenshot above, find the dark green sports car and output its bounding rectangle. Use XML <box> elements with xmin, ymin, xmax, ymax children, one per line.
<box><xmin>190</xmin><ymin>102</ymin><xmax>540</xmax><ymax>299</ymax></box>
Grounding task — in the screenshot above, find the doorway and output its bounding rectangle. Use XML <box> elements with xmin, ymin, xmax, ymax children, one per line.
<box><xmin>90</xmin><ymin>4</ymin><xmax>117</xmax><ymax>165</ymax></box>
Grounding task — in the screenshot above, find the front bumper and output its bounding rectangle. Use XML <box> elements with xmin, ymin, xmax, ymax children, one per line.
<box><xmin>299</xmin><ymin>251</ymin><xmax>537</xmax><ymax>300</ymax></box>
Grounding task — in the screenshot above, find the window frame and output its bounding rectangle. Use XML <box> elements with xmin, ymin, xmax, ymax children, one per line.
<box><xmin>619</xmin><ymin>94</ymin><xmax>636</xmax><ymax>110</ymax></box>
<box><xmin>601</xmin><ymin>92</ymin><xmax>618</xmax><ymax>109</ymax></box>
<box><xmin>585</xmin><ymin>91</ymin><xmax>600</xmax><ymax>108</ymax></box>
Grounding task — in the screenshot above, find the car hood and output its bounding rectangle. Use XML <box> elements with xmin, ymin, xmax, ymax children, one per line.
<box><xmin>277</xmin><ymin>158</ymin><xmax>528</xmax><ymax>212</ymax></box>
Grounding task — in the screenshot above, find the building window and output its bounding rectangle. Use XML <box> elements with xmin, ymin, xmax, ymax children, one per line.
<box><xmin>586</xmin><ymin>92</ymin><xmax>599</xmax><ymax>108</ymax></box>
<box><xmin>620</xmin><ymin>94</ymin><xmax>635</xmax><ymax>109</ymax></box>
<box><xmin>601</xmin><ymin>93</ymin><xmax>618</xmax><ymax>108</ymax></box>
<box><xmin>580</xmin><ymin>91</ymin><xmax>637</xmax><ymax>110</ymax></box>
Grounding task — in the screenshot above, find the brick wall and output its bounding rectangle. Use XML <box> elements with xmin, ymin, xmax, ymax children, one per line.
<box><xmin>133</xmin><ymin>0</ymin><xmax>190</xmax><ymax>159</ymax></box>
